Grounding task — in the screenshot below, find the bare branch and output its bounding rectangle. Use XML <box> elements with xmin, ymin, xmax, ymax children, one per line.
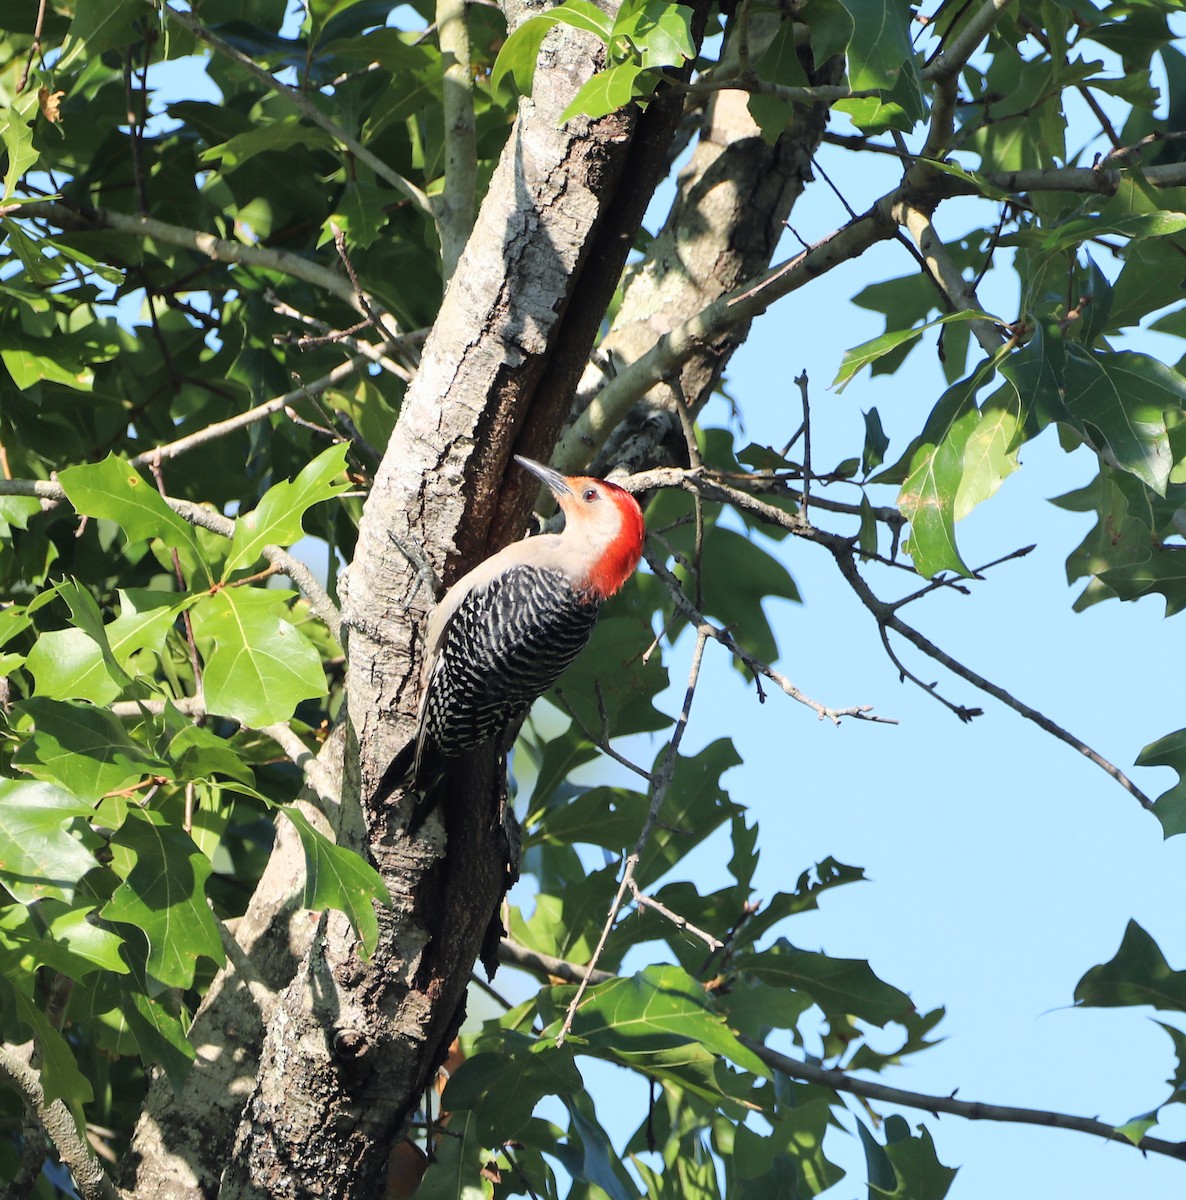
<box><xmin>0</xmin><ymin>1043</ymin><xmax>122</xmax><ymax>1200</ymax></box>
<box><xmin>644</xmin><ymin>549</ymin><xmax>896</xmax><ymax>726</ymax></box>
<box><xmin>620</xmin><ymin>466</ymin><xmax>1154</xmax><ymax>809</ymax></box>
<box><xmin>628</xmin><ymin>880</ymin><xmax>723</xmax><ymax>951</ymax></box>
<box><xmin>500</xmin><ymin>943</ymin><xmax>1186</xmax><ymax>1165</ymax></box>
<box><xmin>741</xmin><ymin>1036</ymin><xmax>1186</xmax><ymax>1164</ymax></box>
<box><xmin>261</xmin><ymin>722</ymin><xmax>343</xmax><ymax>809</ymax></box>
<box><xmin>895</xmin><ymin>200</ymin><xmax>1005</xmax><ymax>356</ymax></box>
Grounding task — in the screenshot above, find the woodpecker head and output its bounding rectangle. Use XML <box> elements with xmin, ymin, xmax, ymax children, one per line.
<box><xmin>515</xmin><ymin>455</ymin><xmax>645</xmax><ymax>599</ymax></box>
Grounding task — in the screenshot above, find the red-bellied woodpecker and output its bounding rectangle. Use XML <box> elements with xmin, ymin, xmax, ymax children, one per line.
<box><xmin>374</xmin><ymin>455</ymin><xmax>646</xmax><ymax>831</ymax></box>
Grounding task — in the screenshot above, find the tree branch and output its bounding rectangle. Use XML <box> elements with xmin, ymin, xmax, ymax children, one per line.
<box><xmin>0</xmin><ymin>1043</ymin><xmax>122</xmax><ymax>1200</ymax></box>
<box><xmin>741</xmin><ymin>1036</ymin><xmax>1186</xmax><ymax>1164</ymax></box>
<box><xmin>436</xmin><ymin>0</ymin><xmax>476</xmax><ymax>279</ymax></box>
<box><xmin>618</xmin><ymin>466</ymin><xmax>1156</xmax><ymax>811</ymax></box>
<box><xmin>14</xmin><ymin>201</ymin><xmax>366</xmax><ymax>314</ymax></box>
<box><xmin>0</xmin><ymin>480</ymin><xmax>342</xmax><ymax>643</ymax></box>
<box><xmin>894</xmin><ymin>199</ymin><xmax>1005</xmax><ymax>357</ymax></box>
<box><xmin>128</xmin><ymin>357</ymin><xmax>369</xmax><ymax>468</ymax></box>
<box><xmin>499</xmin><ymin>941</ymin><xmax>1186</xmax><ymax>1165</ymax></box>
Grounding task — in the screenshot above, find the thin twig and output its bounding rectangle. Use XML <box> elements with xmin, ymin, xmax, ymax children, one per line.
<box><xmin>740</xmin><ymin>1036</ymin><xmax>1186</xmax><ymax>1164</ymax></box>
<box><xmin>645</xmin><ymin>550</ymin><xmax>896</xmax><ymax>726</ymax></box>
<box><xmin>622</xmin><ymin>467</ymin><xmax>1154</xmax><ymax>809</ymax></box>
<box><xmin>0</xmin><ymin>1044</ymin><xmax>122</xmax><ymax>1200</ymax></box>
<box><xmin>129</xmin><ymin>356</ymin><xmax>368</xmax><ymax>468</ymax></box>
<box><xmin>552</xmin><ymin>687</ymin><xmax>655</xmax><ymax>782</ymax></box>
<box><xmin>16</xmin><ymin>0</ymin><xmax>48</xmax><ymax>93</ymax></box>
<box><xmin>628</xmin><ymin>880</ymin><xmax>723</xmax><ymax>951</ymax></box>
<box><xmin>557</xmin><ymin>629</ymin><xmax>711</xmax><ymax>1045</ymax></box>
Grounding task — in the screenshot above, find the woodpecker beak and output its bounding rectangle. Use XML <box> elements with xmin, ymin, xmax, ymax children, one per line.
<box><xmin>514</xmin><ymin>455</ymin><xmax>573</xmax><ymax>497</ymax></box>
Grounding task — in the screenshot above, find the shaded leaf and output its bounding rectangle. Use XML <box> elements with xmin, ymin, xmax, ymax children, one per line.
<box><xmin>1136</xmin><ymin>727</ymin><xmax>1186</xmax><ymax>838</ymax></box>
<box><xmin>733</xmin><ymin>940</ymin><xmax>913</xmax><ymax>1027</ymax></box>
<box><xmin>1075</xmin><ymin>920</ymin><xmax>1186</xmax><ymax>1012</ymax></box>
<box><xmin>13</xmin><ymin>697</ymin><xmax>166</xmax><ymax>802</ymax></box>
<box><xmin>101</xmin><ymin>813</ymin><xmax>225</xmax><ymax>989</ymax></box>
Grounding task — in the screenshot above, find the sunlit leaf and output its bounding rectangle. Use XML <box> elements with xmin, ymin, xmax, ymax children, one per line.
<box><xmin>0</xmin><ymin>780</ymin><xmax>98</xmax><ymax>904</ymax></box>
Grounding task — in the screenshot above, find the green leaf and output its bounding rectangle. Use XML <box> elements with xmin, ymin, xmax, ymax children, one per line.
<box><xmin>748</xmin><ymin>19</ymin><xmax>810</xmax><ymax>139</ymax></box>
<box><xmin>57</xmin><ymin>0</ymin><xmax>145</xmax><ymax>68</ymax></box>
<box><xmin>834</xmin><ymin>0</ymin><xmax>918</xmax><ymax>94</ymax></box>
<box><xmin>613</xmin><ymin>0</ymin><xmax>694</xmax><ymax>66</ymax></box>
<box><xmin>1136</xmin><ymin>727</ymin><xmax>1186</xmax><ymax>838</ymax></box>
<box><xmin>0</xmin><ymin>780</ymin><xmax>97</xmax><ymax>904</ymax></box>
<box><xmin>560</xmin><ymin>61</ymin><xmax>649</xmax><ymax>122</ymax></box>
<box><xmin>122</xmin><ymin>991</ymin><xmax>196</xmax><ymax>1093</ymax></box>
<box><xmin>491</xmin><ymin>0</ymin><xmax>614</xmax><ymax>98</ymax></box>
<box><xmin>200</xmin><ymin>122</ymin><xmax>338</xmax><ymax>173</ymax></box>
<box><xmin>101</xmin><ymin>812</ymin><xmax>225</xmax><ymax>989</ymax></box>
<box><xmin>732</xmin><ymin>1101</ymin><xmax>845</xmax><ymax>1198</ymax></box>
<box><xmin>898</xmin><ymin>401</ymin><xmax>978</xmax><ymax>578</ymax></box>
<box><xmin>13</xmin><ymin>697</ymin><xmax>166</xmax><ymax>802</ymax></box>
<box><xmin>953</xmin><ymin>400</ymin><xmax>1021</xmax><ymax>521</ymax></box>
<box><xmin>1</xmin><ymin>977</ymin><xmax>92</xmax><ymax>1127</ymax></box>
<box><xmin>1041</xmin><ymin>211</ymin><xmax>1186</xmax><ymax>255</ymax></box>
<box><xmin>0</xmin><ymin>900</ymin><xmax>127</xmax><ymax>977</ymax></box>
<box><xmin>538</xmin><ymin>963</ymin><xmax>769</xmax><ymax>1102</ymax></box>
<box><xmin>1074</xmin><ymin>920</ymin><xmax>1186</xmax><ymax>1012</ymax></box>
<box><xmin>190</xmin><ymin>587</ymin><xmax>327</xmax><ymax>726</ymax></box>
<box><xmin>874</xmin><ymin>1124</ymin><xmax>957</xmax><ymax>1200</ymax></box>
<box><xmin>26</xmin><ymin>585</ymin><xmax>186</xmax><ymax>705</ymax></box>
<box><xmin>862</xmin><ymin>408</ymin><xmax>889</xmax><ymax>475</ymax></box>
<box><xmin>416</xmin><ymin>1111</ymin><xmax>489</xmax><ymax>1200</ymax></box>
<box><xmin>1115</xmin><ymin>1110</ymin><xmax>1159</xmax><ymax>1146</ymax></box>
<box><xmin>442</xmin><ymin>1038</ymin><xmax>584</xmax><ymax>1143</ymax></box>
<box><xmin>1061</xmin><ymin>348</ymin><xmax>1177</xmax><ymax>495</ymax></box>
<box><xmin>733</xmin><ymin>940</ymin><xmax>914</xmax><ymax>1027</ymax></box>
<box><xmin>58</xmin><ymin>454</ymin><xmax>204</xmax><ymax>571</ymax></box>
<box><xmin>226</xmin><ymin>443</ymin><xmax>350</xmax><ymax>575</ymax></box>
<box><xmin>0</xmin><ymin>92</ymin><xmax>39</xmax><ymax>204</ymax></box>
<box><xmin>562</xmin><ymin>1092</ymin><xmax>644</xmax><ymax>1200</ymax></box>
<box><xmin>546</xmin><ymin>608</ymin><xmax>669</xmax><ymax>738</ymax></box>
<box><xmin>834</xmin><ymin>311</ymin><xmax>995</xmax><ymax>393</ymax></box>
<box><xmin>1100</xmin><ymin>546</ymin><xmax>1186</xmax><ymax>616</ymax></box>
<box><xmin>281</xmin><ymin>807</ymin><xmax>390</xmax><ymax>957</ymax></box>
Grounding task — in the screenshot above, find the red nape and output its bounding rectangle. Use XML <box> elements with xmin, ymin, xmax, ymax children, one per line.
<box><xmin>585</xmin><ymin>484</ymin><xmax>646</xmax><ymax>599</ymax></box>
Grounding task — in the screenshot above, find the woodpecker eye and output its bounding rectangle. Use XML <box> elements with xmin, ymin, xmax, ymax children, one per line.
<box><xmin>582</xmin><ymin>486</ymin><xmax>599</xmax><ymax>503</ymax></box>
